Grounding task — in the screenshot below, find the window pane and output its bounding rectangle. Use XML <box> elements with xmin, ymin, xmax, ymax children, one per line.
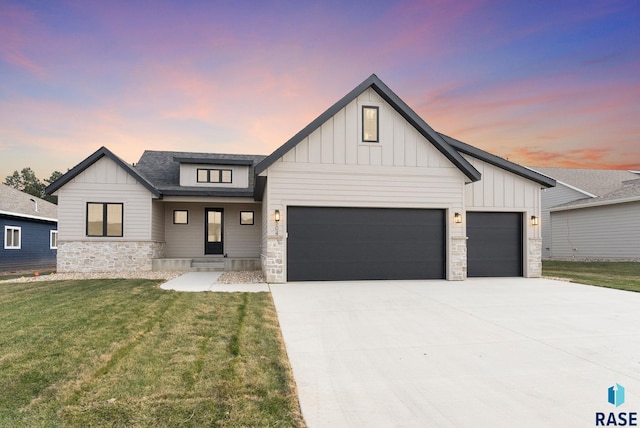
<box><xmin>208</xmin><ymin>211</ymin><xmax>222</xmax><ymax>242</ymax></box>
<box><xmin>209</xmin><ymin>170</ymin><xmax>220</xmax><ymax>183</ymax></box>
<box><xmin>174</xmin><ymin>210</ymin><xmax>188</xmax><ymax>224</ymax></box>
<box><xmin>87</xmin><ymin>203</ymin><xmax>104</xmax><ymax>236</ymax></box>
<box><xmin>106</xmin><ymin>204</ymin><xmax>123</xmax><ymax>236</ymax></box>
<box><xmin>221</xmin><ymin>170</ymin><xmax>232</xmax><ymax>183</ymax></box>
<box><xmin>240</xmin><ymin>211</ymin><xmax>254</xmax><ymax>225</ymax></box>
<box><xmin>197</xmin><ymin>169</ymin><xmax>208</xmax><ymax>182</ymax></box>
<box><xmin>363</xmin><ymin>106</ymin><xmax>378</xmax><ymax>142</ymax></box>
<box><xmin>5</xmin><ymin>228</ymin><xmax>19</xmax><ymax>248</ymax></box>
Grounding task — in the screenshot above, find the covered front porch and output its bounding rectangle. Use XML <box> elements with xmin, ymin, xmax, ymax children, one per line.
<box><xmin>151</xmin><ymin>198</ymin><xmax>262</xmax><ymax>272</ymax></box>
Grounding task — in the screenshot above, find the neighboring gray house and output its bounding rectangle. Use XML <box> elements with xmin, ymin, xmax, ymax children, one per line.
<box><xmin>0</xmin><ymin>184</ymin><xmax>58</xmax><ymax>272</ymax></box>
<box><xmin>46</xmin><ymin>74</ymin><xmax>555</xmax><ymax>282</ymax></box>
<box><xmin>531</xmin><ymin>167</ymin><xmax>640</xmax><ymax>260</ymax></box>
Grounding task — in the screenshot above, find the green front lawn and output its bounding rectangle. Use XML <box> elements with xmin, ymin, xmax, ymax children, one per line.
<box><xmin>543</xmin><ymin>261</ymin><xmax>640</xmax><ymax>292</ymax></box>
<box><xmin>0</xmin><ymin>279</ymin><xmax>304</xmax><ymax>427</ymax></box>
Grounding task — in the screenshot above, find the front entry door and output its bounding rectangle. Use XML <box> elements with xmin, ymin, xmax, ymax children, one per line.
<box><xmin>205</xmin><ymin>208</ymin><xmax>223</xmax><ymax>255</ymax></box>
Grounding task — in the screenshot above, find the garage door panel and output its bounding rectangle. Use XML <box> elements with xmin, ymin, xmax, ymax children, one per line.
<box><xmin>467</xmin><ymin>212</ymin><xmax>523</xmax><ymax>277</ymax></box>
<box><xmin>287</xmin><ymin>207</ymin><xmax>445</xmax><ymax>281</ymax></box>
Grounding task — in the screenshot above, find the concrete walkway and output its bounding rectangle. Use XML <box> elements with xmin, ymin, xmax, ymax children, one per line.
<box><xmin>160</xmin><ymin>272</ymin><xmax>269</xmax><ymax>292</ymax></box>
<box><xmin>271</xmin><ymin>278</ymin><xmax>640</xmax><ymax>427</ymax></box>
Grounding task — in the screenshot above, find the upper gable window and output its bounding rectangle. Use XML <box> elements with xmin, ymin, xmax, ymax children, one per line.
<box><xmin>197</xmin><ymin>168</ymin><xmax>232</xmax><ymax>183</ymax></box>
<box><xmin>362</xmin><ymin>106</ymin><xmax>379</xmax><ymax>142</ymax></box>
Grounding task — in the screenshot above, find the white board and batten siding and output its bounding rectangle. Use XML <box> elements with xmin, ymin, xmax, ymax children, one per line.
<box><xmin>463</xmin><ymin>155</ymin><xmax>542</xmax><ymax>240</ymax></box>
<box><xmin>55</xmin><ymin>156</ymin><xmax>155</xmax><ymax>241</ymax></box>
<box><xmin>265</xmin><ymin>87</ymin><xmax>466</xmax><ymax>212</ymax></box>
<box><xmin>260</xmin><ymin>87</ymin><xmax>469</xmax><ymax>281</ymax></box>
<box><xmin>550</xmin><ymin>201</ymin><xmax>640</xmax><ymax>259</ymax></box>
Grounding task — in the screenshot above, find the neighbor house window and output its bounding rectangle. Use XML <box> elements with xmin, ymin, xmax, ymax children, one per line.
<box><xmin>4</xmin><ymin>226</ymin><xmax>21</xmax><ymax>249</ymax></box>
<box><xmin>362</xmin><ymin>106</ymin><xmax>379</xmax><ymax>142</ymax></box>
<box><xmin>173</xmin><ymin>210</ymin><xmax>189</xmax><ymax>224</ymax></box>
<box><xmin>50</xmin><ymin>230</ymin><xmax>58</xmax><ymax>249</ymax></box>
<box><xmin>240</xmin><ymin>211</ymin><xmax>254</xmax><ymax>225</ymax></box>
<box><xmin>197</xmin><ymin>169</ymin><xmax>232</xmax><ymax>183</ymax></box>
<box><xmin>87</xmin><ymin>203</ymin><xmax>123</xmax><ymax>237</ymax></box>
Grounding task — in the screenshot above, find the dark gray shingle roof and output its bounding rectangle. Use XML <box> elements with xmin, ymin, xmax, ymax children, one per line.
<box><xmin>135</xmin><ymin>151</ymin><xmax>266</xmax><ymax>195</ymax></box>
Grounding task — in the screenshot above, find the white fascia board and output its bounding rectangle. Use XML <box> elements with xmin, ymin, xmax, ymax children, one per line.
<box><xmin>0</xmin><ymin>210</ymin><xmax>58</xmax><ymax>223</ymax></box>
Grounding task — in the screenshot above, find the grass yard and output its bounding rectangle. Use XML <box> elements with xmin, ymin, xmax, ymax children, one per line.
<box><xmin>543</xmin><ymin>261</ymin><xmax>640</xmax><ymax>292</ymax></box>
<box><xmin>0</xmin><ymin>279</ymin><xmax>305</xmax><ymax>427</ymax></box>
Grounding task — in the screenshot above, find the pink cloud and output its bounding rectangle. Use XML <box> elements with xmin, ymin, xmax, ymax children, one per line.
<box><xmin>0</xmin><ymin>4</ymin><xmax>48</xmax><ymax>78</ymax></box>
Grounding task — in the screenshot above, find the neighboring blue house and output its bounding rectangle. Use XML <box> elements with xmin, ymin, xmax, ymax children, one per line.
<box><xmin>0</xmin><ymin>184</ymin><xmax>58</xmax><ymax>272</ymax></box>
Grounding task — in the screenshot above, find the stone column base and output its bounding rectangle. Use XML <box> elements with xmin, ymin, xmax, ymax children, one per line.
<box><xmin>450</xmin><ymin>236</ymin><xmax>467</xmax><ymax>281</ymax></box>
<box><xmin>262</xmin><ymin>234</ymin><xmax>284</xmax><ymax>283</ymax></box>
<box><xmin>528</xmin><ymin>237</ymin><xmax>542</xmax><ymax>278</ymax></box>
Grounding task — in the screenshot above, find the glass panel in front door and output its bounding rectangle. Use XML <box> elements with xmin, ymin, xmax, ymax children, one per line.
<box><xmin>208</xmin><ymin>211</ymin><xmax>222</xmax><ymax>243</ymax></box>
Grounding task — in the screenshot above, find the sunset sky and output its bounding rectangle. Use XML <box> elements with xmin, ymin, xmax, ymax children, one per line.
<box><xmin>1</xmin><ymin>0</ymin><xmax>639</xmax><ymax>181</ymax></box>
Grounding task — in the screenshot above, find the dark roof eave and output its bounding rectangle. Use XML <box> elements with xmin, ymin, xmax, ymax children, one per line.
<box><xmin>158</xmin><ymin>188</ymin><xmax>255</xmax><ymax>198</ymax></box>
<box><xmin>45</xmin><ymin>147</ymin><xmax>160</xmax><ymax>197</ymax></box>
<box><xmin>440</xmin><ymin>134</ymin><xmax>556</xmax><ymax>188</ymax></box>
<box><xmin>253</xmin><ymin>176</ymin><xmax>267</xmax><ymax>201</ymax></box>
<box><xmin>255</xmin><ymin>74</ymin><xmax>481</xmax><ymax>183</ymax></box>
<box><xmin>173</xmin><ymin>157</ymin><xmax>255</xmax><ymax>166</ymax></box>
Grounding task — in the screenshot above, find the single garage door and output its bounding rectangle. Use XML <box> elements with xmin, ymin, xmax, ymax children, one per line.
<box><xmin>287</xmin><ymin>207</ymin><xmax>445</xmax><ymax>281</ymax></box>
<box><xmin>467</xmin><ymin>212</ymin><xmax>523</xmax><ymax>277</ymax></box>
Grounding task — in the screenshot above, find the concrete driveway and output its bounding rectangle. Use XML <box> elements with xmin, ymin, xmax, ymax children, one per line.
<box><xmin>270</xmin><ymin>278</ymin><xmax>640</xmax><ymax>427</ymax></box>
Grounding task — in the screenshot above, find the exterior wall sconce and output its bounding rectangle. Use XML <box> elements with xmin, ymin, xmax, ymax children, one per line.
<box><xmin>274</xmin><ymin>210</ymin><xmax>281</xmax><ymax>235</ymax></box>
<box><xmin>454</xmin><ymin>212</ymin><xmax>462</xmax><ymax>224</ymax></box>
<box><xmin>275</xmin><ymin>210</ymin><xmax>281</xmax><ymax>222</ymax></box>
<box><xmin>531</xmin><ymin>215</ymin><xmax>539</xmax><ymax>226</ymax></box>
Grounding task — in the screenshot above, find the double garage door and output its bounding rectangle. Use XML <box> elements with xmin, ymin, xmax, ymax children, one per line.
<box><xmin>287</xmin><ymin>207</ymin><xmax>523</xmax><ymax>281</ymax></box>
<box><xmin>287</xmin><ymin>207</ymin><xmax>445</xmax><ymax>281</ymax></box>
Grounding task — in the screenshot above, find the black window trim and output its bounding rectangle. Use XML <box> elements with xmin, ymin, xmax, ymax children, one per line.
<box><xmin>196</xmin><ymin>168</ymin><xmax>233</xmax><ymax>183</ymax></box>
<box><xmin>86</xmin><ymin>202</ymin><xmax>124</xmax><ymax>237</ymax></box>
<box><xmin>173</xmin><ymin>210</ymin><xmax>189</xmax><ymax>224</ymax></box>
<box><xmin>240</xmin><ymin>211</ymin><xmax>255</xmax><ymax>225</ymax></box>
<box><xmin>362</xmin><ymin>105</ymin><xmax>379</xmax><ymax>143</ymax></box>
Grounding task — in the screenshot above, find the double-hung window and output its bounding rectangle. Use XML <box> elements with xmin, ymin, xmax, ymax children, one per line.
<box><xmin>197</xmin><ymin>169</ymin><xmax>232</xmax><ymax>183</ymax></box>
<box><xmin>87</xmin><ymin>203</ymin><xmax>123</xmax><ymax>237</ymax></box>
<box><xmin>4</xmin><ymin>226</ymin><xmax>21</xmax><ymax>249</ymax></box>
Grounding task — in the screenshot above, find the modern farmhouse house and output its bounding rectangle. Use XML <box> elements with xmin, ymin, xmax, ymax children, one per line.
<box><xmin>46</xmin><ymin>75</ymin><xmax>555</xmax><ymax>282</ymax></box>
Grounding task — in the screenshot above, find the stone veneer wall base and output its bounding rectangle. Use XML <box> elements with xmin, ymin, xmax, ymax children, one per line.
<box><xmin>57</xmin><ymin>241</ymin><xmax>165</xmax><ymax>273</ymax></box>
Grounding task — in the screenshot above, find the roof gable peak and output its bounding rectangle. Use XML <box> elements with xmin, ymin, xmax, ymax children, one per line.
<box><xmin>255</xmin><ymin>74</ymin><xmax>481</xmax><ymax>182</ymax></box>
<box><xmin>45</xmin><ymin>146</ymin><xmax>159</xmax><ymax>197</ymax></box>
